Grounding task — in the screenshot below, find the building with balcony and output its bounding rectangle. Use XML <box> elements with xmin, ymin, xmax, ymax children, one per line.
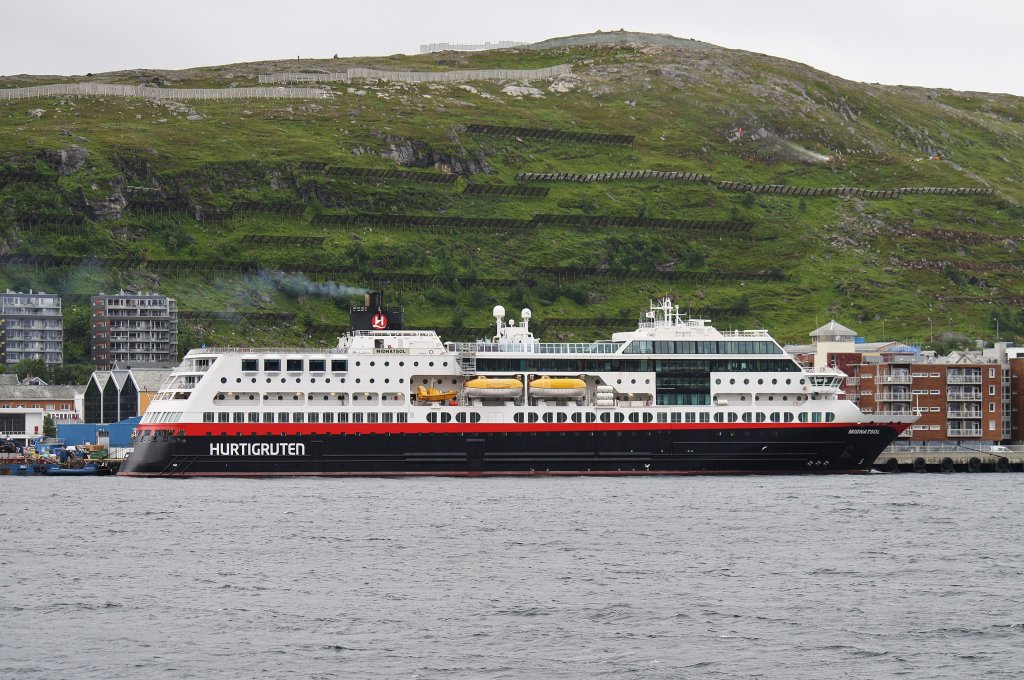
<box><xmin>0</xmin><ymin>289</ymin><xmax>63</xmax><ymax>366</ymax></box>
<box><xmin>91</xmin><ymin>292</ymin><xmax>178</xmax><ymax>369</ymax></box>
<box><xmin>787</xmin><ymin>320</ymin><xmax>1014</xmax><ymax>446</ymax></box>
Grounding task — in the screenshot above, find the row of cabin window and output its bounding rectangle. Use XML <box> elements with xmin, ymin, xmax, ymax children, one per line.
<box><xmin>242</xmin><ymin>358</ymin><xmax>348</xmax><ymax>373</ymax></box>
<box><xmin>624</xmin><ymin>340</ymin><xmax>783</xmax><ymax>355</ymax></box>
<box><xmin>203</xmin><ymin>411</ymin><xmax>408</xmax><ymax>424</ymax></box>
<box><xmin>427</xmin><ymin>411</ymin><xmax>838</xmax><ymax>424</ymax></box>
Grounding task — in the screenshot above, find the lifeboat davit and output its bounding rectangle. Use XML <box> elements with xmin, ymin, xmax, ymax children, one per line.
<box><xmin>529</xmin><ymin>376</ymin><xmax>586</xmax><ymax>399</ymax></box>
<box><xmin>463</xmin><ymin>376</ymin><xmax>523</xmax><ymax>399</ymax></box>
<box><xmin>417</xmin><ymin>385</ymin><xmax>458</xmax><ymax>402</ymax></box>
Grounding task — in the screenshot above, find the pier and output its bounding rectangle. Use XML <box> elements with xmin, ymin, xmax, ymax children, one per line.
<box><xmin>873</xmin><ymin>448</ymin><xmax>1024</xmax><ymax>473</ymax></box>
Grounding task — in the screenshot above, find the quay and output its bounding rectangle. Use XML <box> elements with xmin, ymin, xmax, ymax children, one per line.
<box><xmin>873</xmin><ymin>449</ymin><xmax>1024</xmax><ymax>473</ymax></box>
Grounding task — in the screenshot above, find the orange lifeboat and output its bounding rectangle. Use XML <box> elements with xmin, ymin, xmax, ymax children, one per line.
<box><xmin>416</xmin><ymin>385</ymin><xmax>457</xmax><ymax>402</ymax></box>
<box><xmin>463</xmin><ymin>376</ymin><xmax>523</xmax><ymax>399</ymax></box>
<box><xmin>529</xmin><ymin>376</ymin><xmax>586</xmax><ymax>399</ymax></box>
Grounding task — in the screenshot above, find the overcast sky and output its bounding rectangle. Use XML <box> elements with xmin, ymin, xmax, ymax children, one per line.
<box><xmin>2</xmin><ymin>0</ymin><xmax>1022</xmax><ymax>96</ymax></box>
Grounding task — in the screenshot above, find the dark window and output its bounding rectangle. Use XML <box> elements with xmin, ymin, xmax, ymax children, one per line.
<box><xmin>309</xmin><ymin>359</ymin><xmax>326</xmax><ymax>372</ymax></box>
<box><xmin>287</xmin><ymin>359</ymin><xmax>303</xmax><ymax>372</ymax></box>
<box><xmin>264</xmin><ymin>359</ymin><xmax>281</xmax><ymax>372</ymax></box>
<box><xmin>203</xmin><ymin>412</ymin><xmax>215</xmax><ymax>423</ymax></box>
<box><xmin>242</xmin><ymin>359</ymin><xmax>258</xmax><ymax>372</ymax></box>
<box><xmin>331</xmin><ymin>360</ymin><xmax>348</xmax><ymax>372</ymax></box>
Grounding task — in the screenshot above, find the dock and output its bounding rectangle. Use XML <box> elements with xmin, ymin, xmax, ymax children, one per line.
<box><xmin>873</xmin><ymin>450</ymin><xmax>1024</xmax><ymax>473</ymax></box>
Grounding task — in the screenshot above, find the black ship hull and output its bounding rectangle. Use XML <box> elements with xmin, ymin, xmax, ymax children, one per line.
<box><xmin>120</xmin><ymin>423</ymin><xmax>906</xmax><ymax>477</ymax></box>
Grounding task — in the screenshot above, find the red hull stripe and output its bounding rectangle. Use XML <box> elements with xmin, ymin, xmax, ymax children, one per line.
<box><xmin>136</xmin><ymin>421</ymin><xmax>911</xmax><ymax>437</ymax></box>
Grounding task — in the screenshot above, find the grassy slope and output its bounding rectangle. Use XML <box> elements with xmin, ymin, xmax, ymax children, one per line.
<box><xmin>1</xmin><ymin>39</ymin><xmax>1023</xmax><ymax>358</ymax></box>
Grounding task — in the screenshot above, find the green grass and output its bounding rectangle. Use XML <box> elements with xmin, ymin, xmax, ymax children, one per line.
<box><xmin>1</xmin><ymin>40</ymin><xmax>1023</xmax><ymax>356</ymax></box>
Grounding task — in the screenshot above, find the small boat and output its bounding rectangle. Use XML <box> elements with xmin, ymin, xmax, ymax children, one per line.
<box><xmin>464</xmin><ymin>376</ymin><xmax>523</xmax><ymax>399</ymax></box>
<box><xmin>529</xmin><ymin>376</ymin><xmax>587</xmax><ymax>399</ymax></box>
<box><xmin>416</xmin><ymin>385</ymin><xmax>458</xmax><ymax>402</ymax></box>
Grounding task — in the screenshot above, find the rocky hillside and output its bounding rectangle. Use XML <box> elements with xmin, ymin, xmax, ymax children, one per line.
<box><xmin>1</xmin><ymin>33</ymin><xmax>1022</xmax><ymax>362</ymax></box>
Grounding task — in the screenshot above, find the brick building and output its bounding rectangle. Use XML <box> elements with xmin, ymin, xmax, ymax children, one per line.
<box><xmin>91</xmin><ymin>292</ymin><xmax>177</xmax><ymax>369</ymax></box>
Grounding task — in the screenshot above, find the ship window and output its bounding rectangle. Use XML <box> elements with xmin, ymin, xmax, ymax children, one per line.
<box><xmin>600</xmin><ymin>413</ymin><xmax>611</xmax><ymax>423</ymax></box>
<box><xmin>203</xmin><ymin>411</ymin><xmax>214</xmax><ymax>423</ymax></box>
<box><xmin>367</xmin><ymin>413</ymin><xmax>378</xmax><ymax>424</ymax></box>
<box><xmin>264</xmin><ymin>359</ymin><xmax>280</xmax><ymax>372</ymax></box>
<box><xmin>811</xmin><ymin>412</ymin><xmax>823</xmax><ymax>423</ymax></box>
<box><xmin>338</xmin><ymin>413</ymin><xmax>348</xmax><ymax>424</ymax></box>
<box><xmin>233</xmin><ymin>412</ymin><xmax>245</xmax><ymax>423</ymax></box>
<box><xmin>798</xmin><ymin>413</ymin><xmax>808</xmax><ymax>423</ymax></box>
<box><xmin>514</xmin><ymin>413</ymin><xmax>524</xmax><ymax>424</ymax></box>
<box><xmin>353</xmin><ymin>413</ymin><xmax>364</xmax><ymax>424</ymax></box>
<box><xmin>675</xmin><ymin>413</ymin><xmax>685</xmax><ymax>423</ymax></box>
<box><xmin>783</xmin><ymin>413</ymin><xmax>794</xmax><ymax>423</ymax></box>
<box><xmin>218</xmin><ymin>412</ymin><xmax>230</xmax><ymax>423</ymax></box>
<box><xmin>756</xmin><ymin>412</ymin><xmax>767</xmax><ymax>423</ymax></box>
<box><xmin>614</xmin><ymin>413</ymin><xmax>626</xmax><ymax>423</ymax></box>
<box><xmin>263</xmin><ymin>413</ymin><xmax>275</xmax><ymax>423</ymax></box>
<box><xmin>397</xmin><ymin>413</ymin><xmax>407</xmax><ymax>423</ymax></box>
<box><xmin>658</xmin><ymin>413</ymin><xmax>668</xmax><ymax>423</ymax></box>
<box><xmin>643</xmin><ymin>413</ymin><xmax>654</xmax><ymax>423</ymax></box>
<box><xmin>471</xmin><ymin>413</ymin><xmax>481</xmax><ymax>423</ymax></box>
<box><xmin>427</xmin><ymin>412</ymin><xmax>437</xmax><ymax>424</ymax></box>
<box><xmin>557</xmin><ymin>412</ymin><xmax>568</xmax><ymax>423</ymax></box>
<box><xmin>543</xmin><ymin>412</ymin><xmax>554</xmax><ymax>423</ymax></box>
<box><xmin>714</xmin><ymin>412</ymin><xmax>725</xmax><ymax>423</ymax></box>
<box><xmin>825</xmin><ymin>412</ymin><xmax>836</xmax><ymax>423</ymax></box>
<box><xmin>571</xmin><ymin>412</ymin><xmax>582</xmax><ymax>423</ymax></box>
<box><xmin>293</xmin><ymin>412</ymin><xmax>304</xmax><ymax>423</ymax></box>
<box><xmin>242</xmin><ymin>359</ymin><xmax>258</xmax><ymax>372</ymax></box>
<box><xmin>440</xmin><ymin>412</ymin><xmax>452</xmax><ymax>423</ymax></box>
<box><xmin>322</xmin><ymin>413</ymin><xmax>333</xmax><ymax>424</ymax></box>
<box><xmin>456</xmin><ymin>412</ymin><xmax>467</xmax><ymax>423</ymax></box>
<box><xmin>728</xmin><ymin>412</ymin><xmax>739</xmax><ymax>423</ymax></box>
<box><xmin>770</xmin><ymin>412</ymin><xmax>781</xmax><ymax>423</ymax></box>
<box><xmin>248</xmin><ymin>412</ymin><xmax>259</xmax><ymax>422</ymax></box>
<box><xmin>331</xmin><ymin>360</ymin><xmax>348</xmax><ymax>372</ymax></box>
<box><xmin>742</xmin><ymin>412</ymin><xmax>752</xmax><ymax>423</ymax></box>
<box><xmin>700</xmin><ymin>412</ymin><xmax>710</xmax><ymax>423</ymax></box>
<box><xmin>278</xmin><ymin>412</ymin><xmax>289</xmax><ymax>423</ymax></box>
<box><xmin>586</xmin><ymin>413</ymin><xmax>597</xmax><ymax>423</ymax></box>
<box><xmin>628</xmin><ymin>412</ymin><xmax>639</xmax><ymax>423</ymax></box>
<box><xmin>382</xmin><ymin>413</ymin><xmax>393</xmax><ymax>424</ymax></box>
<box><xmin>528</xmin><ymin>413</ymin><xmax>539</xmax><ymax>423</ymax></box>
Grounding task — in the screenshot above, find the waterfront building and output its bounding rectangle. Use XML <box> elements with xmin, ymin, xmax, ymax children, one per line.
<box><xmin>0</xmin><ymin>289</ymin><xmax>63</xmax><ymax>366</ymax></box>
<box><xmin>787</xmin><ymin>321</ymin><xmax>1013</xmax><ymax>446</ymax></box>
<box><xmin>91</xmin><ymin>292</ymin><xmax>177</xmax><ymax>369</ymax></box>
<box><xmin>0</xmin><ymin>373</ymin><xmax>83</xmax><ymax>422</ymax></box>
<box><xmin>82</xmin><ymin>366</ymin><xmax>171</xmax><ymax>423</ymax></box>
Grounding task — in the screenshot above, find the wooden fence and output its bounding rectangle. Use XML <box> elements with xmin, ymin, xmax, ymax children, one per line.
<box><xmin>0</xmin><ymin>83</ymin><xmax>330</xmax><ymax>101</ymax></box>
<box><xmin>258</xmin><ymin>64</ymin><xmax>571</xmax><ymax>84</ymax></box>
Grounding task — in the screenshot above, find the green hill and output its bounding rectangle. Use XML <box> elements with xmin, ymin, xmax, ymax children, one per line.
<box><xmin>2</xmin><ymin>33</ymin><xmax>1023</xmax><ymax>363</ymax></box>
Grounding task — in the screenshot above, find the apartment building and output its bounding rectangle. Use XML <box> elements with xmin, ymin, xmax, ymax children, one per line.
<box><xmin>0</xmin><ymin>289</ymin><xmax>63</xmax><ymax>366</ymax></box>
<box><xmin>91</xmin><ymin>292</ymin><xmax>178</xmax><ymax>369</ymax></box>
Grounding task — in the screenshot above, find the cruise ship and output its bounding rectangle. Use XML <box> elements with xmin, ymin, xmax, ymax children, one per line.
<box><xmin>120</xmin><ymin>294</ymin><xmax>916</xmax><ymax>477</ymax></box>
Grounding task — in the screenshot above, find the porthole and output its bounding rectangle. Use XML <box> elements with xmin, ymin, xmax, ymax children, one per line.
<box><xmin>235</xmin><ymin>378</ymin><xmax>241</xmax><ymax>383</ymax></box>
<box><xmin>771</xmin><ymin>379</ymin><xmax>777</xmax><ymax>385</ymax></box>
<box><xmin>384</xmin><ymin>362</ymin><xmax>389</xmax><ymax>367</ymax></box>
<box><xmin>785</xmin><ymin>379</ymin><xmax>791</xmax><ymax>385</ymax></box>
<box><xmin>743</xmin><ymin>378</ymin><xmax>749</xmax><ymax>385</ymax></box>
<box><xmin>355</xmin><ymin>362</ymin><xmax>361</xmax><ymax>367</ymax></box>
<box><xmin>730</xmin><ymin>378</ymin><xmax>736</xmax><ymax>385</ymax></box>
<box><xmin>369</xmin><ymin>379</ymin><xmax>375</xmax><ymax>383</ymax></box>
<box><xmin>757</xmin><ymin>379</ymin><xmax>764</xmax><ymax>385</ymax></box>
<box><xmin>715</xmin><ymin>379</ymin><xmax>722</xmax><ymax>385</ymax></box>
<box><xmin>221</xmin><ymin>378</ymin><xmax>227</xmax><ymax>383</ymax></box>
<box><xmin>266</xmin><ymin>378</ymin><xmax>272</xmax><ymax>383</ymax></box>
<box><xmin>429</xmin><ymin>362</ymin><xmax>434</xmax><ymax>367</ymax></box>
<box><xmin>355</xmin><ymin>378</ymin><xmax>361</xmax><ymax>383</ymax></box>
<box><xmin>251</xmin><ymin>378</ymin><xmax>257</xmax><ymax>383</ymax></box>
<box><xmin>443</xmin><ymin>362</ymin><xmax>448</xmax><ymax>367</ymax></box>
<box><xmin>370</xmin><ymin>361</ymin><xmax>375</xmax><ymax>367</ymax></box>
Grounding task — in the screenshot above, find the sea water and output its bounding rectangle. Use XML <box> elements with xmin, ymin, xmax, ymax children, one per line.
<box><xmin>2</xmin><ymin>475</ymin><xmax>1023</xmax><ymax>679</ymax></box>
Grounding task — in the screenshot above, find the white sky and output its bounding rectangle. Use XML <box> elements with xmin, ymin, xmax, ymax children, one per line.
<box><xmin>2</xmin><ymin>0</ymin><xmax>1022</xmax><ymax>96</ymax></box>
